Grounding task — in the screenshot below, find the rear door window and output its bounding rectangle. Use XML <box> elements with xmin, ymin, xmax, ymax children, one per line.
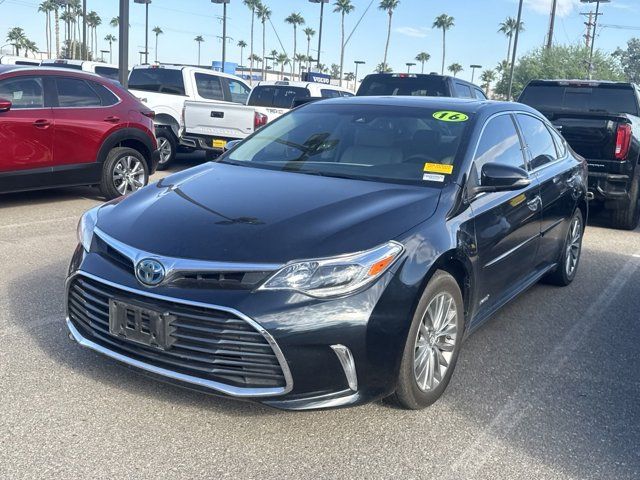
<box><xmin>94</xmin><ymin>66</ymin><xmax>119</xmax><ymax>81</ymax></box>
<box><xmin>128</xmin><ymin>68</ymin><xmax>186</xmax><ymax>95</ymax></box>
<box><xmin>89</xmin><ymin>81</ymin><xmax>119</xmax><ymax>106</ymax></box>
<box><xmin>55</xmin><ymin>77</ymin><xmax>102</xmax><ymax>107</ymax></box>
<box><xmin>516</xmin><ymin>114</ymin><xmax>558</xmax><ymax>169</ymax></box>
<box><xmin>0</xmin><ymin>76</ymin><xmax>44</xmax><ymax>108</ymax></box>
<box><xmin>195</xmin><ymin>73</ymin><xmax>224</xmax><ymax>101</ymax></box>
<box><xmin>454</xmin><ymin>82</ymin><xmax>473</xmax><ymax>98</ymax></box>
<box><xmin>223</xmin><ymin>78</ymin><xmax>250</xmax><ymax>104</ymax></box>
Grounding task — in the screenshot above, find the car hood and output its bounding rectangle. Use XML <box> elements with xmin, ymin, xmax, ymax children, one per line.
<box><xmin>97</xmin><ymin>163</ymin><xmax>441</xmax><ymax>264</ymax></box>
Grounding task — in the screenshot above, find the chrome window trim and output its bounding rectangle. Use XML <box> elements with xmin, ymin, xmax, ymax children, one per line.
<box><xmin>65</xmin><ymin>270</ymin><xmax>294</xmax><ymax>397</ymax></box>
<box><xmin>513</xmin><ymin>111</ymin><xmax>566</xmax><ymax>174</ymax></box>
<box><xmin>94</xmin><ymin>228</ymin><xmax>283</xmax><ymax>282</ymax></box>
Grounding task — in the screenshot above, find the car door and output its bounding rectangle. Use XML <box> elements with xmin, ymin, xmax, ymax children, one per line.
<box><xmin>515</xmin><ymin>113</ymin><xmax>578</xmax><ymax>267</ymax></box>
<box><xmin>51</xmin><ymin>76</ymin><xmax>115</xmax><ymax>169</ymax></box>
<box><xmin>0</xmin><ymin>74</ymin><xmax>53</xmax><ymax>173</ymax></box>
<box><xmin>469</xmin><ymin>113</ymin><xmax>542</xmax><ymax>316</ymax></box>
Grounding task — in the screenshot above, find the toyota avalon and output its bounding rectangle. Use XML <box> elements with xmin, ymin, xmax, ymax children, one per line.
<box><xmin>66</xmin><ymin>97</ymin><xmax>588</xmax><ymax>410</ymax></box>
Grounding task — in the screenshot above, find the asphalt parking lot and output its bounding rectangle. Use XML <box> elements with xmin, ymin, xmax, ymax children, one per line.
<box><xmin>1</xmin><ymin>153</ymin><xmax>639</xmax><ymax>480</ymax></box>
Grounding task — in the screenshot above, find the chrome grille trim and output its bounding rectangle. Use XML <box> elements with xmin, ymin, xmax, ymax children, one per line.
<box><xmin>65</xmin><ymin>271</ymin><xmax>293</xmax><ymax>397</ymax></box>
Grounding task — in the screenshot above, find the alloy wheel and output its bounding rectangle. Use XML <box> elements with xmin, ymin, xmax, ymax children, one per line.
<box><xmin>158</xmin><ymin>137</ymin><xmax>172</xmax><ymax>164</ymax></box>
<box><xmin>413</xmin><ymin>292</ymin><xmax>458</xmax><ymax>392</ymax></box>
<box><xmin>112</xmin><ymin>156</ymin><xmax>145</xmax><ymax>195</ymax></box>
<box><xmin>565</xmin><ymin>215</ymin><xmax>582</xmax><ymax>277</ymax></box>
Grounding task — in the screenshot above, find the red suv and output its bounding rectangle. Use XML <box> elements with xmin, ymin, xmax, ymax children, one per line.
<box><xmin>0</xmin><ymin>66</ymin><xmax>159</xmax><ymax>199</ymax></box>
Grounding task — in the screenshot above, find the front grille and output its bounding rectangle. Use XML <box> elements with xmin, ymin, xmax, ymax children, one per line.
<box><xmin>67</xmin><ymin>275</ymin><xmax>288</xmax><ymax>390</ymax></box>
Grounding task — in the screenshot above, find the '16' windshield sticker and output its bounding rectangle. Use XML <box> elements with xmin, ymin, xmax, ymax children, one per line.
<box><xmin>432</xmin><ymin>111</ymin><xmax>469</xmax><ymax>122</ymax></box>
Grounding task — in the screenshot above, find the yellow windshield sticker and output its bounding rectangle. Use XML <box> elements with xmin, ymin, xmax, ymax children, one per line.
<box><xmin>433</xmin><ymin>111</ymin><xmax>469</xmax><ymax>122</ymax></box>
<box><xmin>424</xmin><ymin>163</ymin><xmax>454</xmax><ymax>175</ymax></box>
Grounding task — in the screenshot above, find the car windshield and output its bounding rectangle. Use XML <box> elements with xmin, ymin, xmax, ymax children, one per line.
<box><xmin>222</xmin><ymin>103</ymin><xmax>468</xmax><ymax>185</ymax></box>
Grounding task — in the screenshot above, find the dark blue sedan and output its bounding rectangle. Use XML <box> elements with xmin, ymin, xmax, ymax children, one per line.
<box><xmin>66</xmin><ymin>96</ymin><xmax>588</xmax><ymax>410</ymax></box>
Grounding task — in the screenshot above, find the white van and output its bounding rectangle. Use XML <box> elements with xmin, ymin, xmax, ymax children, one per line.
<box><xmin>0</xmin><ymin>55</ymin><xmax>41</xmax><ymax>66</ymax></box>
<box><xmin>247</xmin><ymin>80</ymin><xmax>353</xmax><ymax>122</ymax></box>
<box><xmin>40</xmin><ymin>59</ymin><xmax>120</xmax><ymax>81</ymax></box>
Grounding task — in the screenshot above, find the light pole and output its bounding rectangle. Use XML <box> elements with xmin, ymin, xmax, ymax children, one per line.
<box><xmin>100</xmin><ymin>49</ymin><xmax>109</xmax><ymax>62</ymax></box>
<box><xmin>470</xmin><ymin>64</ymin><xmax>482</xmax><ymax>84</ymax></box>
<box><xmin>212</xmin><ymin>0</ymin><xmax>230</xmax><ymax>70</ymax></box>
<box><xmin>507</xmin><ymin>0</ymin><xmax>524</xmax><ymax>101</ymax></box>
<box><xmin>134</xmin><ymin>0</ymin><xmax>152</xmax><ymax>65</ymax></box>
<box><xmin>406</xmin><ymin>62</ymin><xmax>416</xmax><ymax>73</ymax></box>
<box><xmin>82</xmin><ymin>0</ymin><xmax>87</xmax><ymax>60</ymax></box>
<box><xmin>354</xmin><ymin>60</ymin><xmax>365</xmax><ymax>92</ymax></box>
<box><xmin>309</xmin><ymin>0</ymin><xmax>329</xmax><ymax>69</ymax></box>
<box><xmin>580</xmin><ymin>0</ymin><xmax>610</xmax><ymax>79</ymax></box>
<box><xmin>118</xmin><ymin>0</ymin><xmax>129</xmax><ymax>87</ymax></box>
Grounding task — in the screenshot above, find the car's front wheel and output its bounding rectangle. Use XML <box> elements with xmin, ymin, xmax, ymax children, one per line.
<box><xmin>392</xmin><ymin>270</ymin><xmax>464</xmax><ymax>410</ymax></box>
<box><xmin>100</xmin><ymin>147</ymin><xmax>149</xmax><ymax>200</ymax></box>
<box><xmin>155</xmin><ymin>128</ymin><xmax>177</xmax><ymax>170</ymax></box>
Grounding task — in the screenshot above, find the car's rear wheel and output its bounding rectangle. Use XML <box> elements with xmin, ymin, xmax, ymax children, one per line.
<box><xmin>545</xmin><ymin>208</ymin><xmax>584</xmax><ymax>286</ymax></box>
<box><xmin>392</xmin><ymin>270</ymin><xmax>464</xmax><ymax>410</ymax></box>
<box><xmin>100</xmin><ymin>147</ymin><xmax>149</xmax><ymax>200</ymax></box>
<box><xmin>611</xmin><ymin>171</ymin><xmax>640</xmax><ymax>230</ymax></box>
<box><xmin>156</xmin><ymin>129</ymin><xmax>177</xmax><ymax>170</ymax></box>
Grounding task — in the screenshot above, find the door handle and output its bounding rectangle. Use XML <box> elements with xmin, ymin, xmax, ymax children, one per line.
<box><xmin>527</xmin><ymin>195</ymin><xmax>541</xmax><ymax>211</ymax></box>
<box><xmin>104</xmin><ymin>116</ymin><xmax>120</xmax><ymax>123</ymax></box>
<box><xmin>33</xmin><ymin>119</ymin><xmax>51</xmax><ymax>129</ymax></box>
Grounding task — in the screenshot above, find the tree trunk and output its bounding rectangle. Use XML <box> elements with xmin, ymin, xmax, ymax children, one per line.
<box><xmin>109</xmin><ymin>41</ymin><xmax>113</xmax><ymax>63</ymax></box>
<box><xmin>249</xmin><ymin>10</ymin><xmax>255</xmax><ymax>85</ymax></box>
<box><xmin>383</xmin><ymin>11</ymin><xmax>392</xmax><ymax>69</ymax></box>
<box><xmin>262</xmin><ymin>22</ymin><xmax>266</xmax><ymax>80</ymax></box>
<box><xmin>506</xmin><ymin>34</ymin><xmax>513</xmax><ymax>65</ymax></box>
<box><xmin>292</xmin><ymin>26</ymin><xmax>297</xmax><ymax>77</ymax></box>
<box><xmin>155</xmin><ymin>35</ymin><xmax>158</xmax><ymax>63</ymax></box>
<box><xmin>198</xmin><ymin>43</ymin><xmax>201</xmax><ymax>65</ymax></box>
<box><xmin>55</xmin><ymin>9</ymin><xmax>60</xmax><ymax>57</ymax></box>
<box><xmin>306</xmin><ymin>38</ymin><xmax>311</xmax><ymax>71</ymax></box>
<box><xmin>339</xmin><ymin>13</ymin><xmax>345</xmax><ymax>86</ymax></box>
<box><xmin>441</xmin><ymin>30</ymin><xmax>446</xmax><ymax>75</ymax></box>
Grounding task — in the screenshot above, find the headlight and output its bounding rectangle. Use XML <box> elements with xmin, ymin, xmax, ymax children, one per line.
<box><xmin>259</xmin><ymin>241</ymin><xmax>403</xmax><ymax>298</ymax></box>
<box><xmin>77</xmin><ymin>206</ymin><xmax>100</xmax><ymax>252</ymax></box>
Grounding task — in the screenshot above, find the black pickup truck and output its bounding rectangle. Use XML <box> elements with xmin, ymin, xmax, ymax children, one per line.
<box><xmin>519</xmin><ymin>80</ymin><xmax>640</xmax><ymax>229</ymax></box>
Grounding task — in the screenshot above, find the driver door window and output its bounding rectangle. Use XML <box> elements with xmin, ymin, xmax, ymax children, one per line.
<box><xmin>515</xmin><ymin>114</ymin><xmax>557</xmax><ymax>169</ymax></box>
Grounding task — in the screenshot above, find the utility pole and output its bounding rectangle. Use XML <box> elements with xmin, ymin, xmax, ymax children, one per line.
<box><xmin>309</xmin><ymin>0</ymin><xmax>329</xmax><ymax>69</ymax></box>
<box><xmin>82</xmin><ymin>0</ymin><xmax>86</xmax><ymax>60</ymax></box>
<box><xmin>212</xmin><ymin>1</ymin><xmax>230</xmax><ymax>70</ymax></box>
<box><xmin>507</xmin><ymin>0</ymin><xmax>524</xmax><ymax>101</ymax></box>
<box><xmin>580</xmin><ymin>0</ymin><xmax>611</xmax><ymax>79</ymax></box>
<box><xmin>581</xmin><ymin>11</ymin><xmax>599</xmax><ymax>49</ymax></box>
<box><xmin>118</xmin><ymin>0</ymin><xmax>129</xmax><ymax>87</ymax></box>
<box><xmin>546</xmin><ymin>0</ymin><xmax>558</xmax><ymax>49</ymax></box>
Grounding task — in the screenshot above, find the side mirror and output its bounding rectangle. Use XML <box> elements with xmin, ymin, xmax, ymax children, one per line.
<box><xmin>475</xmin><ymin>162</ymin><xmax>531</xmax><ymax>194</ymax></box>
<box><xmin>0</xmin><ymin>98</ymin><xmax>12</xmax><ymax>113</ymax></box>
<box><xmin>224</xmin><ymin>139</ymin><xmax>242</xmax><ymax>152</ymax></box>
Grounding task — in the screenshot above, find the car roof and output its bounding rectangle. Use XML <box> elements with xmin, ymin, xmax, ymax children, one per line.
<box><xmin>131</xmin><ymin>63</ymin><xmax>250</xmax><ymax>83</ymax></box>
<box><xmin>255</xmin><ymin>80</ymin><xmax>351</xmax><ymax>92</ymax></box>
<box><xmin>526</xmin><ymin>79</ymin><xmax>634</xmax><ymax>87</ymax></box>
<box><xmin>41</xmin><ymin>59</ymin><xmax>119</xmax><ymax>69</ymax></box>
<box><xmin>0</xmin><ymin>65</ymin><xmax>111</xmax><ymax>81</ymax></box>
<box><xmin>304</xmin><ymin>95</ymin><xmax>536</xmax><ymax>116</ymax></box>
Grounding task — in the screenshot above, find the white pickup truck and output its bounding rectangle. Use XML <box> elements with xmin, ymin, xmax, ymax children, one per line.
<box><xmin>128</xmin><ymin>64</ymin><xmax>251</xmax><ymax>168</ymax></box>
<box><xmin>181</xmin><ymin>101</ymin><xmax>266</xmax><ymax>159</ymax></box>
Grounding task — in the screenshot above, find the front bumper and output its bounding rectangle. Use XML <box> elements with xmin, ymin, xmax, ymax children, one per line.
<box><xmin>65</xmin><ymin>245</ymin><xmax>414</xmax><ymax>410</ymax></box>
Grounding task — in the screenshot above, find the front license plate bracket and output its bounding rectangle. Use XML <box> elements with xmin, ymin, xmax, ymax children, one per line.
<box><xmin>109</xmin><ymin>299</ymin><xmax>177</xmax><ymax>350</ymax></box>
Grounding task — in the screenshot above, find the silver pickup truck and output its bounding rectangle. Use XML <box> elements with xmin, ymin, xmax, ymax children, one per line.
<box><xmin>180</xmin><ymin>101</ymin><xmax>267</xmax><ymax>159</ymax></box>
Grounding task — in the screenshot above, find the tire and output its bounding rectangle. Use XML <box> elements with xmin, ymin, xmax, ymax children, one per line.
<box><xmin>155</xmin><ymin>128</ymin><xmax>177</xmax><ymax>170</ymax></box>
<box><xmin>544</xmin><ymin>208</ymin><xmax>584</xmax><ymax>286</ymax></box>
<box><xmin>611</xmin><ymin>171</ymin><xmax>640</xmax><ymax>230</ymax></box>
<box><xmin>204</xmin><ymin>150</ymin><xmax>219</xmax><ymax>161</ymax></box>
<box><xmin>391</xmin><ymin>270</ymin><xmax>465</xmax><ymax>410</ymax></box>
<box><xmin>99</xmin><ymin>147</ymin><xmax>149</xmax><ymax>200</ymax></box>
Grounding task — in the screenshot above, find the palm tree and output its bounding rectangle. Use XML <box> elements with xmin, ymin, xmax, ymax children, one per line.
<box><xmin>256</xmin><ymin>4</ymin><xmax>271</xmax><ymax>81</ymax></box>
<box><xmin>237</xmin><ymin>40</ymin><xmax>247</xmax><ymax>66</ymax></box>
<box><xmin>344</xmin><ymin>71</ymin><xmax>355</xmax><ymax>82</ymax></box>
<box><xmin>334</xmin><ymin>0</ymin><xmax>355</xmax><ymax>87</ymax></box>
<box><xmin>104</xmin><ymin>34</ymin><xmax>116</xmax><ymax>63</ymax></box>
<box><xmin>38</xmin><ymin>1</ymin><xmax>55</xmax><ymax>57</ymax></box>
<box><xmin>415</xmin><ymin>52</ymin><xmax>430</xmax><ymax>74</ymax></box>
<box><xmin>152</xmin><ymin>26</ymin><xmax>163</xmax><ymax>63</ymax></box>
<box><xmin>249</xmin><ymin>53</ymin><xmax>262</xmax><ymax>72</ymax></box>
<box><xmin>7</xmin><ymin>27</ymin><xmax>27</xmax><ymax>56</ymax></box>
<box><xmin>285</xmin><ymin>13</ymin><xmax>305</xmax><ymax>76</ymax></box>
<box><xmin>60</xmin><ymin>10</ymin><xmax>73</xmax><ymax>46</ymax></box>
<box><xmin>498</xmin><ymin>16</ymin><xmax>525</xmax><ymax>66</ymax></box>
<box><xmin>194</xmin><ymin>35</ymin><xmax>205</xmax><ymax>65</ymax></box>
<box><xmin>303</xmin><ymin>27</ymin><xmax>315</xmax><ymax>69</ymax></box>
<box><xmin>433</xmin><ymin>14</ymin><xmax>455</xmax><ymax>75</ymax></box>
<box><xmin>375</xmin><ymin>62</ymin><xmax>392</xmax><ymax>73</ymax></box>
<box><xmin>276</xmin><ymin>53</ymin><xmax>289</xmax><ymax>79</ymax></box>
<box><xmin>480</xmin><ymin>69</ymin><xmax>496</xmax><ymax>95</ymax></box>
<box><xmin>243</xmin><ymin>0</ymin><xmax>261</xmax><ymax>85</ymax></box>
<box><xmin>379</xmin><ymin>0</ymin><xmax>400</xmax><ymax>73</ymax></box>
<box><xmin>294</xmin><ymin>53</ymin><xmax>307</xmax><ymax>77</ymax></box>
<box><xmin>23</xmin><ymin>40</ymin><xmax>38</xmax><ymax>58</ymax></box>
<box><xmin>447</xmin><ymin>63</ymin><xmax>463</xmax><ymax>77</ymax></box>
<box><xmin>92</xmin><ymin>12</ymin><xmax>102</xmax><ymax>59</ymax></box>
<box><xmin>110</xmin><ymin>17</ymin><xmax>119</xmax><ymax>28</ymax></box>
<box><xmin>86</xmin><ymin>11</ymin><xmax>101</xmax><ymax>58</ymax></box>
<box><xmin>51</xmin><ymin>0</ymin><xmax>64</xmax><ymax>57</ymax></box>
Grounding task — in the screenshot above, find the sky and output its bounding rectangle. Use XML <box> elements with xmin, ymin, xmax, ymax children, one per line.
<box><xmin>2</xmin><ymin>0</ymin><xmax>640</xmax><ymax>83</ymax></box>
